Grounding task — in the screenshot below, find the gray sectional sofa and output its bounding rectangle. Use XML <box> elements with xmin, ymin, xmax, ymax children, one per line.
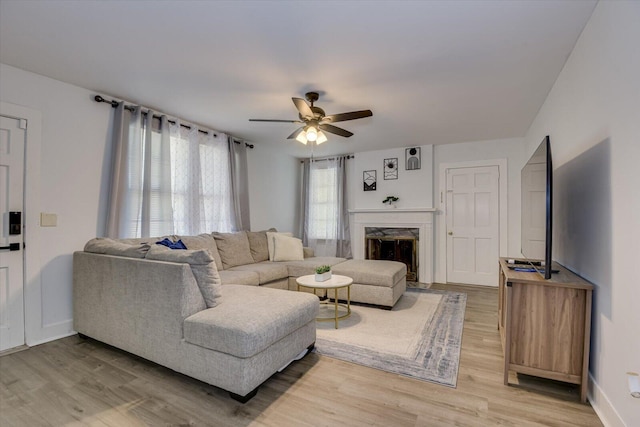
<box><xmin>73</xmin><ymin>230</ymin><xmax>406</xmax><ymax>402</ymax></box>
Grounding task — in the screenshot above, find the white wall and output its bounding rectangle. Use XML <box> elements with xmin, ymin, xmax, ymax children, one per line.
<box><xmin>352</xmin><ymin>145</ymin><xmax>434</xmax><ymax>209</ymax></box>
<box><xmin>246</xmin><ymin>143</ymin><xmax>301</xmax><ymax>234</ymax></box>
<box><xmin>524</xmin><ymin>2</ymin><xmax>640</xmax><ymax>426</ymax></box>
<box><xmin>0</xmin><ymin>63</ymin><xmax>113</xmax><ymax>344</ymax></box>
<box><xmin>432</xmin><ymin>138</ymin><xmax>524</xmax><ymax>282</ymax></box>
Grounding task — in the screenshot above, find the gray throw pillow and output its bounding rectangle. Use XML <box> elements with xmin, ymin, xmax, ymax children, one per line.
<box><xmin>246</xmin><ymin>228</ymin><xmax>276</xmax><ymax>263</ymax></box>
<box><xmin>212</xmin><ymin>231</ymin><xmax>255</xmax><ymax>269</ymax></box>
<box><xmin>145</xmin><ymin>245</ymin><xmax>222</xmax><ymax>308</ymax></box>
<box><xmin>84</xmin><ymin>238</ymin><xmax>150</xmax><ymax>259</ymax></box>
<box><xmin>178</xmin><ymin>233</ymin><xmax>224</xmax><ymax>271</ymax></box>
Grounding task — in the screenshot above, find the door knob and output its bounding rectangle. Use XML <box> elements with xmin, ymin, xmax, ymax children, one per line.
<box><xmin>448</xmin><ymin>231</ymin><xmax>453</xmax><ymax>235</ymax></box>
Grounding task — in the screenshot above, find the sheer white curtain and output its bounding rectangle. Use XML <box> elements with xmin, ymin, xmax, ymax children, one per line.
<box><xmin>302</xmin><ymin>156</ymin><xmax>352</xmax><ymax>257</ymax></box>
<box><xmin>105</xmin><ymin>103</ymin><xmax>235</xmax><ymax>238</ymax></box>
<box><xmin>169</xmin><ymin>123</ymin><xmax>235</xmax><ymax>235</ymax></box>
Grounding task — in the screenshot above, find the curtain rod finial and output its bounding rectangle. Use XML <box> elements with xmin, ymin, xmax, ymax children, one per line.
<box><xmin>94</xmin><ymin>94</ymin><xmax>119</xmax><ymax>108</ymax></box>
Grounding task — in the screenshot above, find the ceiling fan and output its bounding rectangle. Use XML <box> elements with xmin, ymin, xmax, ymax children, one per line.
<box><xmin>249</xmin><ymin>92</ymin><xmax>372</xmax><ymax>145</ymax></box>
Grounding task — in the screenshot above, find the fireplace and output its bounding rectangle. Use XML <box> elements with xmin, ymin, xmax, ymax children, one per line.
<box><xmin>350</xmin><ymin>208</ymin><xmax>435</xmax><ymax>284</ymax></box>
<box><xmin>365</xmin><ymin>227</ymin><xmax>419</xmax><ymax>281</ymax></box>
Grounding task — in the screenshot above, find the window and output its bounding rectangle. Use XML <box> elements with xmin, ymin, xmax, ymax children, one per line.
<box><xmin>121</xmin><ymin>114</ymin><xmax>234</xmax><ymax>238</ymax></box>
<box><xmin>169</xmin><ymin>126</ymin><xmax>234</xmax><ymax>236</ymax></box>
<box><xmin>307</xmin><ymin>162</ymin><xmax>339</xmax><ymax>240</ymax></box>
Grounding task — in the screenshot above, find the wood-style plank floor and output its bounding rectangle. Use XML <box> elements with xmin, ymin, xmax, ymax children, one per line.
<box><xmin>0</xmin><ymin>283</ymin><xmax>602</xmax><ymax>426</ymax></box>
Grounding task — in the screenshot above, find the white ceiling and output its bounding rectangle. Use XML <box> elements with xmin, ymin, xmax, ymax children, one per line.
<box><xmin>0</xmin><ymin>0</ymin><xmax>597</xmax><ymax>156</ymax></box>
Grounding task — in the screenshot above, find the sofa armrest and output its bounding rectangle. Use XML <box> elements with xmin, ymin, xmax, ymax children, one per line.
<box><xmin>303</xmin><ymin>247</ymin><xmax>315</xmax><ymax>258</ymax></box>
<box><xmin>73</xmin><ymin>252</ymin><xmax>206</xmax><ymax>359</ymax></box>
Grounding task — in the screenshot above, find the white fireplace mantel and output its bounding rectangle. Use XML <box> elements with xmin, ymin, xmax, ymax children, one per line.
<box><xmin>349</xmin><ymin>208</ymin><xmax>436</xmax><ymax>283</ymax></box>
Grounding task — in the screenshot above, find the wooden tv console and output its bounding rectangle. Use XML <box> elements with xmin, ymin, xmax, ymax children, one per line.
<box><xmin>498</xmin><ymin>258</ymin><xmax>593</xmax><ymax>403</ymax></box>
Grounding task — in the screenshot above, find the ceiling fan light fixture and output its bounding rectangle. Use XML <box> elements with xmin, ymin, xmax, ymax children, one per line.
<box><xmin>305</xmin><ymin>125</ymin><xmax>318</xmax><ymax>142</ymax></box>
<box><xmin>250</xmin><ymin>92</ymin><xmax>372</xmax><ymax>144</ymax></box>
<box><xmin>295</xmin><ymin>132</ymin><xmax>308</xmax><ymax>145</ymax></box>
<box><xmin>315</xmin><ymin>131</ymin><xmax>327</xmax><ymax>145</ymax></box>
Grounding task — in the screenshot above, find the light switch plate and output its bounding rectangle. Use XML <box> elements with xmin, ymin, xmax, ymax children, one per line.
<box><xmin>40</xmin><ymin>213</ymin><xmax>57</xmax><ymax>227</ymax></box>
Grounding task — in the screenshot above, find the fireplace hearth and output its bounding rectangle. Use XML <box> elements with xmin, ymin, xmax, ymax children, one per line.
<box><xmin>365</xmin><ymin>227</ymin><xmax>419</xmax><ymax>281</ymax></box>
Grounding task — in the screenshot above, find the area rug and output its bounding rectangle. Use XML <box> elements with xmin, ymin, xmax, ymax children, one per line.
<box><xmin>314</xmin><ymin>288</ymin><xmax>467</xmax><ymax>387</ymax></box>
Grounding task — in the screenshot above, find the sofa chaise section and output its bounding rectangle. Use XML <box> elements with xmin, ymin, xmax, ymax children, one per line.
<box><xmin>73</xmin><ymin>250</ymin><xmax>318</xmax><ymax>402</ymax></box>
<box><xmin>331</xmin><ymin>259</ymin><xmax>407</xmax><ymax>308</ymax></box>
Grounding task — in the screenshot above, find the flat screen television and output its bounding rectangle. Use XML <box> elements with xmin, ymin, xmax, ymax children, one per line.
<box><xmin>521</xmin><ymin>135</ymin><xmax>553</xmax><ymax>279</ymax></box>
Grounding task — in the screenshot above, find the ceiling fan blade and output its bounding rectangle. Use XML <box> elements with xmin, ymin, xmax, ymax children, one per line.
<box><xmin>249</xmin><ymin>119</ymin><xmax>301</xmax><ymax>123</ymax></box>
<box><xmin>292</xmin><ymin>97</ymin><xmax>314</xmax><ymax>120</ymax></box>
<box><xmin>287</xmin><ymin>127</ymin><xmax>305</xmax><ymax>139</ymax></box>
<box><xmin>323</xmin><ymin>110</ymin><xmax>373</xmax><ymax>123</ymax></box>
<box><xmin>319</xmin><ymin>124</ymin><xmax>354</xmax><ymax>138</ymax></box>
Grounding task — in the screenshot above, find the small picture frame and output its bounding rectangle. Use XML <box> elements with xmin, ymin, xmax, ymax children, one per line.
<box><xmin>384</xmin><ymin>158</ymin><xmax>398</xmax><ymax>180</ymax></box>
<box><xmin>363</xmin><ymin>170</ymin><xmax>377</xmax><ymax>191</ymax></box>
<box><xmin>405</xmin><ymin>147</ymin><xmax>421</xmax><ymax>170</ymax></box>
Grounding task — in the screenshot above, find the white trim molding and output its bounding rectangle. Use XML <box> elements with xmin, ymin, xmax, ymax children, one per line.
<box><xmin>349</xmin><ymin>208</ymin><xmax>436</xmax><ymax>283</ymax></box>
<box><xmin>588</xmin><ymin>373</ymin><xmax>625</xmax><ymax>427</ymax></box>
<box><xmin>0</xmin><ymin>102</ymin><xmax>47</xmax><ymax>346</ymax></box>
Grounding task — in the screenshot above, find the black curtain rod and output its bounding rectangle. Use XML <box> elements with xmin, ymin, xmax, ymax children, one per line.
<box><xmin>300</xmin><ymin>155</ymin><xmax>354</xmax><ymax>163</ymax></box>
<box><xmin>94</xmin><ymin>95</ymin><xmax>253</xmax><ymax>149</ymax></box>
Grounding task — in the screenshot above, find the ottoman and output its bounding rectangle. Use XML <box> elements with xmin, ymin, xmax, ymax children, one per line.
<box><xmin>330</xmin><ymin>259</ymin><xmax>407</xmax><ymax>309</ymax></box>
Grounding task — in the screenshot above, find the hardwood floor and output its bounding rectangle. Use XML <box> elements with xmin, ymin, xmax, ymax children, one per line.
<box><xmin>0</xmin><ymin>284</ymin><xmax>602</xmax><ymax>426</ymax></box>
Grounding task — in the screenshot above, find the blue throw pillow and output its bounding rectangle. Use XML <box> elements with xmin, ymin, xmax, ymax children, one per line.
<box><xmin>156</xmin><ymin>238</ymin><xmax>187</xmax><ymax>250</ymax></box>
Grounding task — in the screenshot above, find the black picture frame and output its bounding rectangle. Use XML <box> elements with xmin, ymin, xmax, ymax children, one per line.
<box><xmin>405</xmin><ymin>147</ymin><xmax>421</xmax><ymax>170</ymax></box>
<box><xmin>363</xmin><ymin>170</ymin><xmax>377</xmax><ymax>191</ymax></box>
<box><xmin>384</xmin><ymin>158</ymin><xmax>398</xmax><ymax>180</ymax></box>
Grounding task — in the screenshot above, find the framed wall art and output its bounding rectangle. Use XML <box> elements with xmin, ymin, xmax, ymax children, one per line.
<box><xmin>384</xmin><ymin>158</ymin><xmax>398</xmax><ymax>180</ymax></box>
<box><xmin>405</xmin><ymin>147</ymin><xmax>421</xmax><ymax>170</ymax></box>
<box><xmin>363</xmin><ymin>170</ymin><xmax>377</xmax><ymax>191</ymax></box>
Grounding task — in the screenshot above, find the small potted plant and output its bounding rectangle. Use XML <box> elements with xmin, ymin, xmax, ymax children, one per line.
<box><xmin>382</xmin><ymin>196</ymin><xmax>399</xmax><ymax>208</ymax></box>
<box><xmin>315</xmin><ymin>265</ymin><xmax>332</xmax><ymax>282</ymax></box>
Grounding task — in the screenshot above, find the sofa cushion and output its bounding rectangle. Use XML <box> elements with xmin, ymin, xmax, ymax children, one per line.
<box><xmin>84</xmin><ymin>238</ymin><xmax>151</xmax><ymax>259</ymax></box>
<box><xmin>272</xmin><ymin>234</ymin><xmax>304</xmax><ymax>262</ymax></box>
<box><xmin>212</xmin><ymin>231</ymin><xmax>254</xmax><ymax>269</ymax></box>
<box><xmin>184</xmin><ymin>285</ymin><xmax>319</xmax><ymax>358</ymax></box>
<box><xmin>145</xmin><ymin>245</ymin><xmax>222</xmax><ymax>308</ymax></box>
<box><xmin>331</xmin><ymin>259</ymin><xmax>407</xmax><ymax>287</ymax></box>
<box><xmin>227</xmin><ymin>262</ymin><xmax>289</xmax><ymax>285</ymax></box>
<box><xmin>218</xmin><ymin>270</ymin><xmax>260</xmax><ymax>286</ymax></box>
<box><xmin>178</xmin><ymin>233</ymin><xmax>224</xmax><ymax>271</ymax></box>
<box><xmin>279</xmin><ymin>257</ymin><xmax>348</xmax><ymax>277</ymax></box>
<box><xmin>266</xmin><ymin>231</ymin><xmax>292</xmax><ymax>261</ymax></box>
<box><xmin>246</xmin><ymin>228</ymin><xmax>276</xmax><ymax>263</ymax></box>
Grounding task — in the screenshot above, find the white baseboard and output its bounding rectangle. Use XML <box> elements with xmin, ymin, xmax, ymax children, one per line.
<box><xmin>27</xmin><ymin>331</ymin><xmax>77</xmax><ymax>347</ymax></box>
<box><xmin>588</xmin><ymin>373</ymin><xmax>626</xmax><ymax>427</ymax></box>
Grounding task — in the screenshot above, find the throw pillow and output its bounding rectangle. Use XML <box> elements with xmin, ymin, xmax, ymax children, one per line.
<box><xmin>178</xmin><ymin>234</ymin><xmax>224</xmax><ymax>271</ymax></box>
<box><xmin>271</xmin><ymin>233</ymin><xmax>304</xmax><ymax>262</ymax></box>
<box><xmin>246</xmin><ymin>228</ymin><xmax>276</xmax><ymax>263</ymax></box>
<box><xmin>212</xmin><ymin>231</ymin><xmax>255</xmax><ymax>269</ymax></box>
<box><xmin>266</xmin><ymin>231</ymin><xmax>293</xmax><ymax>261</ymax></box>
<box><xmin>145</xmin><ymin>245</ymin><xmax>222</xmax><ymax>308</ymax></box>
<box><xmin>84</xmin><ymin>238</ymin><xmax>150</xmax><ymax>259</ymax></box>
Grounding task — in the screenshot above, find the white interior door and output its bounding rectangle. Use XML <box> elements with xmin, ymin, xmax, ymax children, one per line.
<box><xmin>446</xmin><ymin>165</ymin><xmax>499</xmax><ymax>286</ymax></box>
<box><xmin>0</xmin><ymin>116</ymin><xmax>26</xmax><ymax>352</ymax></box>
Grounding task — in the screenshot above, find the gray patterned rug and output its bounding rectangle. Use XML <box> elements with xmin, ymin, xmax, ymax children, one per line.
<box><xmin>314</xmin><ymin>288</ymin><xmax>467</xmax><ymax>387</ymax></box>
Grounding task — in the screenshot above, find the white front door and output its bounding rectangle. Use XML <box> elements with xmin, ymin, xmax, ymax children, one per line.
<box><xmin>446</xmin><ymin>165</ymin><xmax>499</xmax><ymax>286</ymax></box>
<box><xmin>0</xmin><ymin>116</ymin><xmax>26</xmax><ymax>352</ymax></box>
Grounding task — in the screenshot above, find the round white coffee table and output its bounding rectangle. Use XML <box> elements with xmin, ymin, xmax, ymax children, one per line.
<box><xmin>296</xmin><ymin>274</ymin><xmax>352</xmax><ymax>329</ymax></box>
